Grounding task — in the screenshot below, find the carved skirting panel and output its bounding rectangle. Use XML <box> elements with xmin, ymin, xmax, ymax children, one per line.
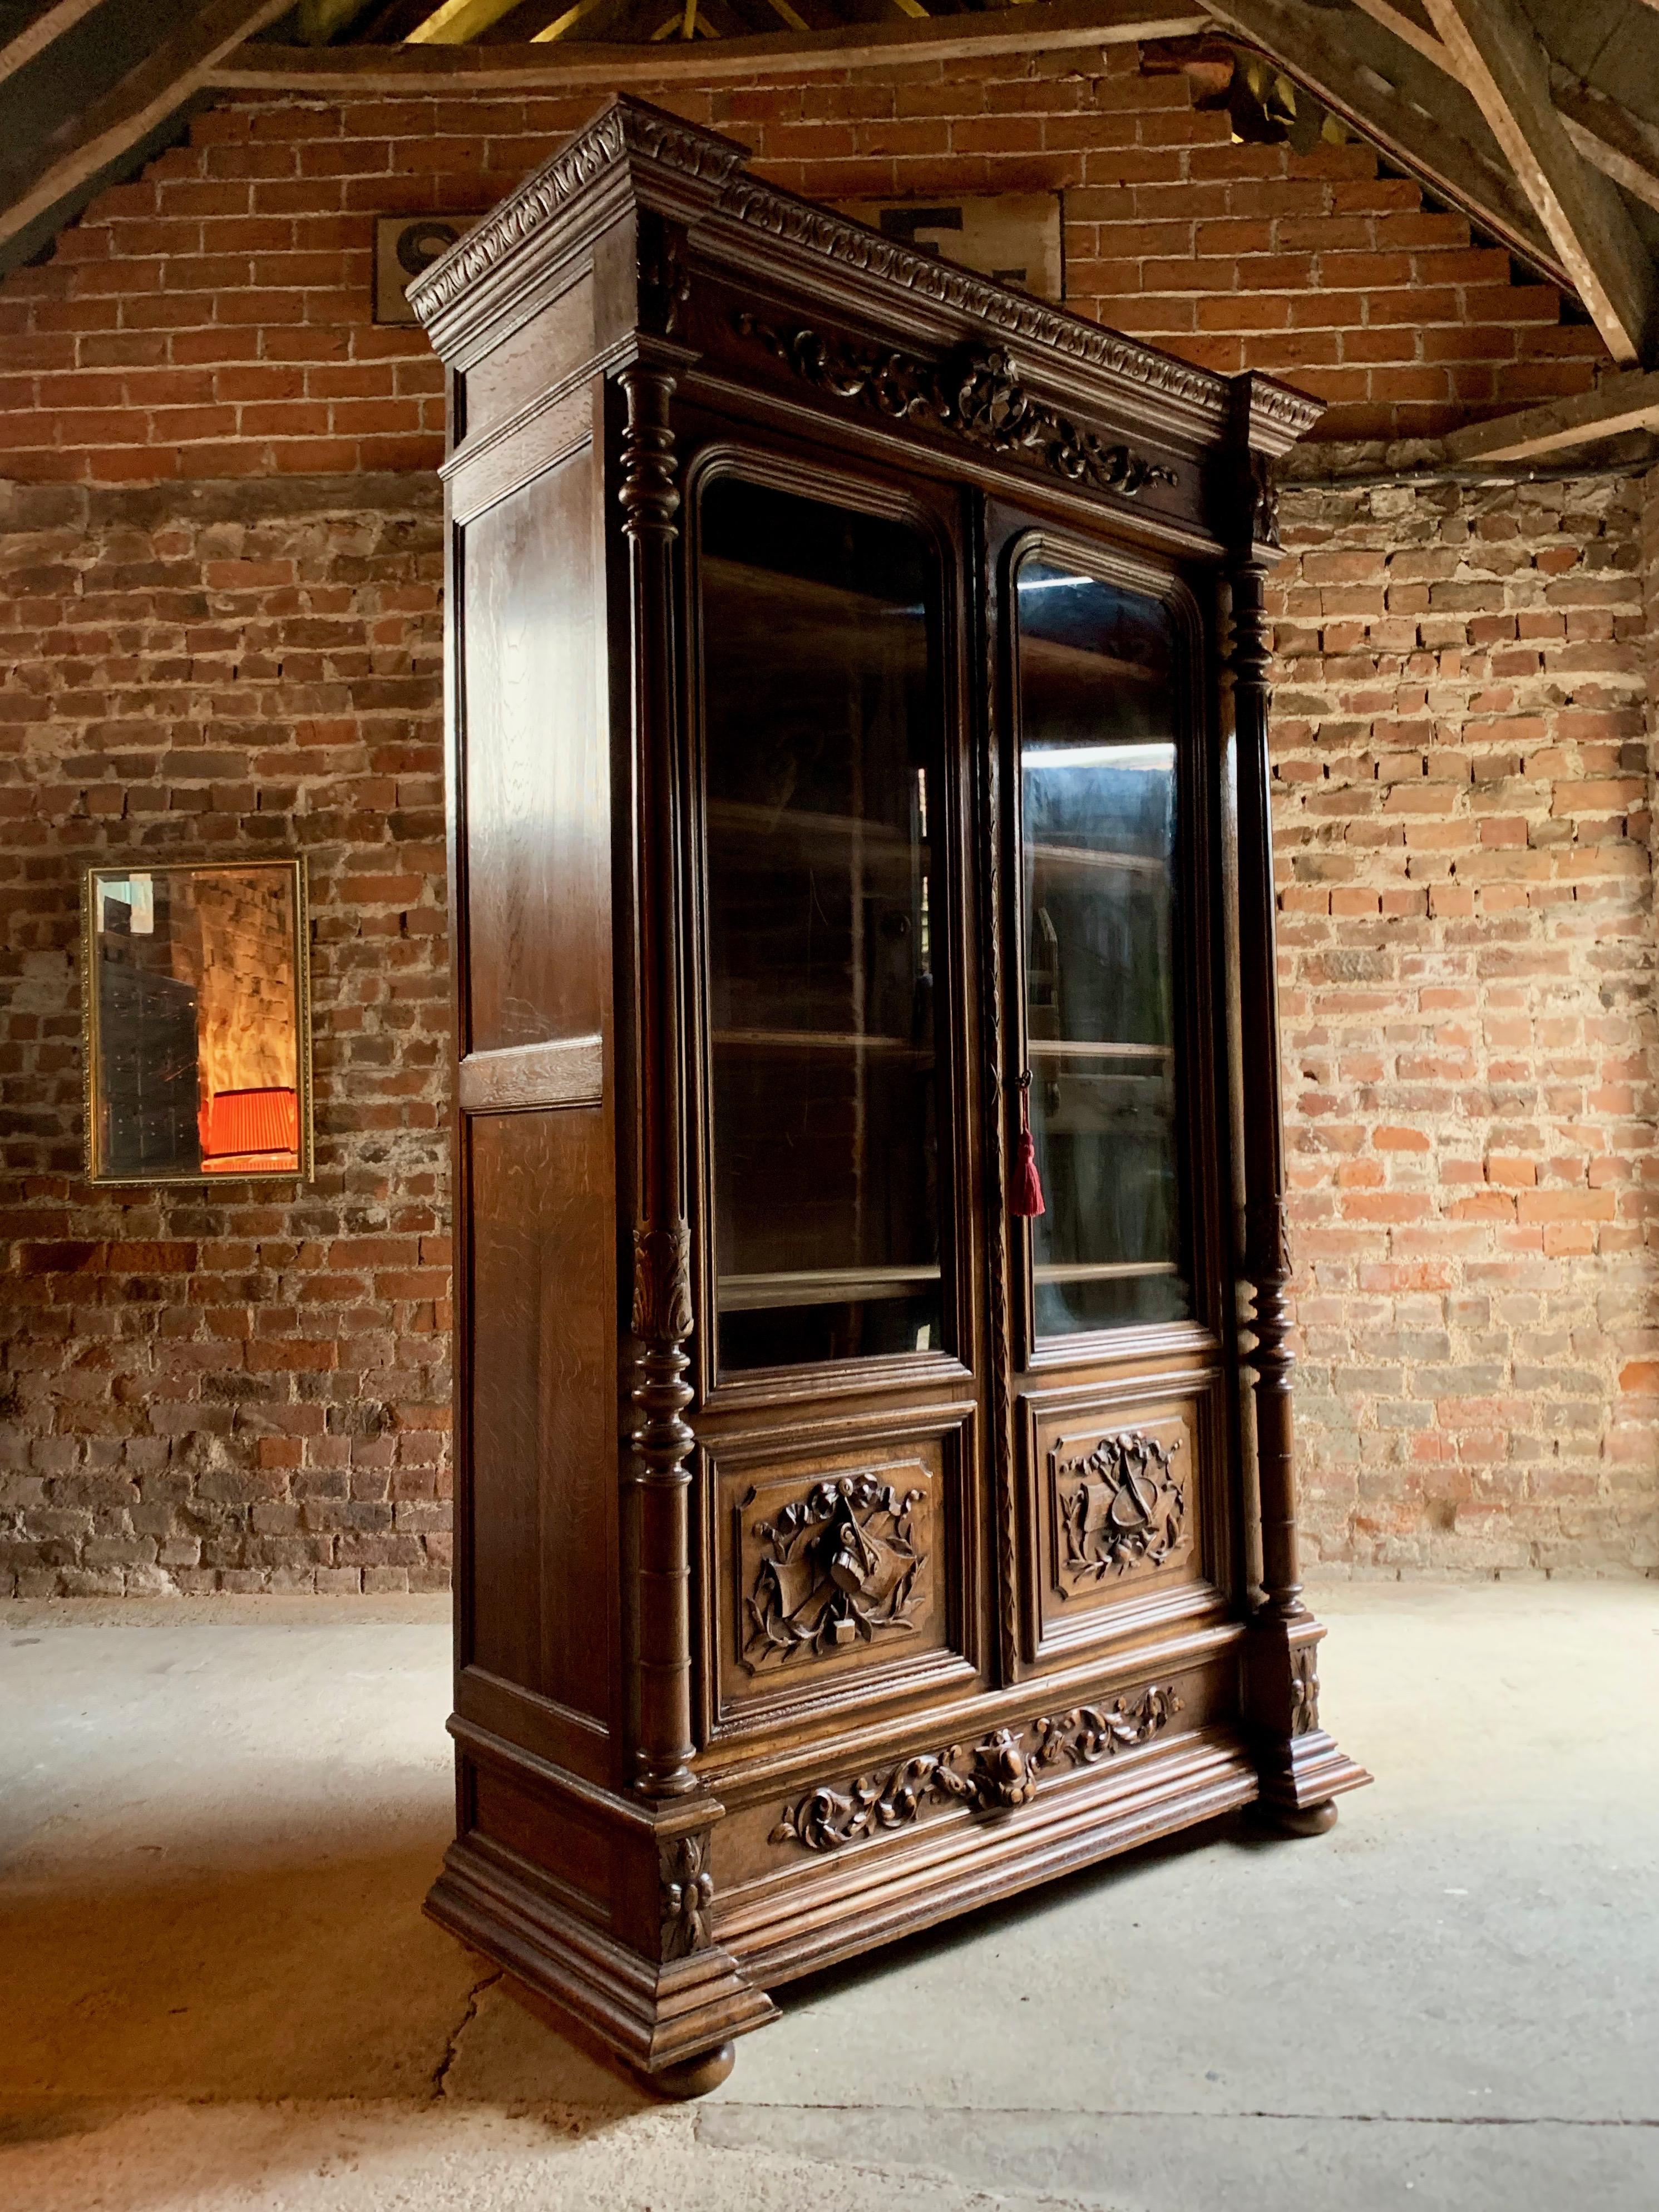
<box><xmin>736</xmin><ymin>315</ymin><xmax>1177</xmax><ymax>501</ymax></box>
<box><xmin>770</xmin><ymin>1684</ymin><xmax>1182</xmax><ymax>1853</ymax></box>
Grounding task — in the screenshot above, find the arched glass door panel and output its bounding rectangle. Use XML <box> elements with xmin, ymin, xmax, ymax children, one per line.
<box><xmin>699</xmin><ymin>473</ymin><xmax>947</xmax><ymax>1374</ymax></box>
<box><xmin>1014</xmin><ymin>556</ymin><xmax>1193</xmax><ymax>1339</ymax></box>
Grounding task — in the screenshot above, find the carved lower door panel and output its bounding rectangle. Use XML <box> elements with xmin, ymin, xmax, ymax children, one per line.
<box><xmin>1019</xmin><ymin>1366</ymin><xmax>1228</xmax><ymax>1669</ymax></box>
<box><xmin>703</xmin><ymin>1406</ymin><xmax>979</xmax><ymax>1741</ymax></box>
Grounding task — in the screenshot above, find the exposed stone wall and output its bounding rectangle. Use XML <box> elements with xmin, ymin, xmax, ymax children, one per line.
<box><xmin>0</xmin><ymin>475</ymin><xmax>450</xmax><ymax>1595</ymax></box>
<box><xmin>1273</xmin><ymin>468</ymin><xmax>1659</xmax><ymax>1573</ymax></box>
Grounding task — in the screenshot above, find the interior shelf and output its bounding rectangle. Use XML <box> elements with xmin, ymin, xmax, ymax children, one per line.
<box><xmin>1026</xmin><ymin>840</ymin><xmax>1167</xmax><ymax>879</ymax></box>
<box><xmin>1026</xmin><ymin>1039</ymin><xmax>1172</xmax><ymax>1061</ymax></box>
<box><xmin>1033</xmin><ymin>1261</ymin><xmax>1182</xmax><ymax>1283</ymax></box>
<box><xmin>714</xmin><ymin>1029</ymin><xmax>933</xmax><ymax>1057</ymax></box>
<box><xmin>718</xmin><ymin>1264</ymin><xmax>942</xmax><ymax>1312</ymax></box>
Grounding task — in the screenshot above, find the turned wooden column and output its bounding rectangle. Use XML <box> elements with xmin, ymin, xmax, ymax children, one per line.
<box><xmin>620</xmin><ymin>349</ymin><xmax>699</xmax><ymax>1800</ymax></box>
<box><xmin>1227</xmin><ymin>477</ymin><xmax>1306</xmax><ymax>1631</ymax></box>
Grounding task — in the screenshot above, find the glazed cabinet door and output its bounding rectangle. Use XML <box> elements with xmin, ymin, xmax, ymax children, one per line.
<box><xmin>682</xmin><ymin>440</ymin><xmax>988</xmax><ymax>1756</ymax></box>
<box><xmin>990</xmin><ymin>510</ymin><xmax>1235</xmax><ymax>1676</ymax></box>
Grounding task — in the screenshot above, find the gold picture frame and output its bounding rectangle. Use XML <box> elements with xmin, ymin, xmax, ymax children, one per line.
<box><xmin>82</xmin><ymin>859</ymin><xmax>314</xmax><ymax>1186</ymax></box>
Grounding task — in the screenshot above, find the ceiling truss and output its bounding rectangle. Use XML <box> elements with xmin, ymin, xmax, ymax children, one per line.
<box><xmin>2</xmin><ymin>0</ymin><xmax>1658</xmax><ymax>451</ymax></box>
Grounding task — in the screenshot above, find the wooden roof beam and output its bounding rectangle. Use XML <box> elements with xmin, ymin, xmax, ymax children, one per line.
<box><xmin>1346</xmin><ymin>0</ymin><xmax>1659</xmax><ymax>232</ymax></box>
<box><xmin>1443</xmin><ymin>367</ymin><xmax>1659</xmax><ymax>461</ymax></box>
<box><xmin>0</xmin><ymin>0</ymin><xmax>293</xmax><ymax>257</ymax></box>
<box><xmin>1421</xmin><ymin>0</ymin><xmax>1658</xmax><ymax>364</ymax></box>
<box><xmin>0</xmin><ymin>0</ymin><xmax>108</xmax><ymax>88</ymax></box>
<box><xmin>209</xmin><ymin>1</ymin><xmax>1213</xmax><ymax>88</ymax></box>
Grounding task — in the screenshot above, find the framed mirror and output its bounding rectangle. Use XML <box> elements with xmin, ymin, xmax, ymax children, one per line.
<box><xmin>83</xmin><ymin>860</ymin><xmax>313</xmax><ymax>1185</ymax></box>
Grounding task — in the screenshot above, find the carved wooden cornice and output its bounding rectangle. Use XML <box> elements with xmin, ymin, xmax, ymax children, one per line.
<box><xmin>407</xmin><ymin>101</ymin><xmax>747</xmax><ymax>323</ymax></box>
<box><xmin>407</xmin><ymin>94</ymin><xmax>1320</xmax><ymax>448</ymax></box>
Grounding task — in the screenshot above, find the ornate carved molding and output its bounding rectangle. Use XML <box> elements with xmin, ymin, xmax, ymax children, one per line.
<box><xmin>408</xmin><ymin>92</ymin><xmax>1255</xmax><ymax>442</ymax></box>
<box><xmin>407</xmin><ymin>102</ymin><xmax>743</xmax><ymax>324</ymax></box>
<box><xmin>743</xmin><ymin>1473</ymin><xmax>924</xmax><ymax>1672</ymax></box>
<box><xmin>725</xmin><ymin>183</ymin><xmax>1231</xmax><ymax>421</ymax></box>
<box><xmin>769</xmin><ymin>1685</ymin><xmax>1182</xmax><ymax>1852</ymax></box>
<box><xmin>736</xmin><ymin>317</ymin><xmax>1177</xmax><ymax>500</ymax></box>
<box><xmin>1054</xmin><ymin>1428</ymin><xmax>1186</xmax><ymax>1587</ymax></box>
<box><xmin>658</xmin><ymin>1830</ymin><xmax>714</xmax><ymax>1962</ymax></box>
<box><xmin>1290</xmin><ymin>1647</ymin><xmax>1320</xmax><ymax>1737</ymax></box>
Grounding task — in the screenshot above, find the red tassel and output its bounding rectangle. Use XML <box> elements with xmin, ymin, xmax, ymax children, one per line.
<box><xmin>1012</xmin><ymin>1073</ymin><xmax>1045</xmax><ymax>1218</ymax></box>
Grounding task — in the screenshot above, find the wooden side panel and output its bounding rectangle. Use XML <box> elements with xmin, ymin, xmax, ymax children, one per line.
<box><xmin>460</xmin><ymin>446</ymin><xmax>605</xmax><ymax>1058</ymax></box>
<box><xmin>454</xmin><ymin>420</ymin><xmax>615</xmax><ymax>1750</ymax></box>
<box><xmin>467</xmin><ymin>1105</ymin><xmax>615</xmax><ymax>1727</ymax></box>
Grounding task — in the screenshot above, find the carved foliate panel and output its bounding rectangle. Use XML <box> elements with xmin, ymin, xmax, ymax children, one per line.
<box><xmin>743</xmin><ymin>1473</ymin><xmax>925</xmax><ymax>1671</ymax></box>
<box><xmin>769</xmin><ymin>1683</ymin><xmax>1183</xmax><ymax>1853</ymax></box>
<box><xmin>736</xmin><ymin>315</ymin><xmax>1177</xmax><ymax>502</ymax></box>
<box><xmin>708</xmin><ymin>1420</ymin><xmax>975</xmax><ymax>1734</ymax></box>
<box><xmin>658</xmin><ymin>1829</ymin><xmax>714</xmax><ymax>1962</ymax></box>
<box><xmin>1022</xmin><ymin>1388</ymin><xmax>1217</xmax><ymax>1667</ymax></box>
<box><xmin>1053</xmin><ymin>1426</ymin><xmax>1188</xmax><ymax>1592</ymax></box>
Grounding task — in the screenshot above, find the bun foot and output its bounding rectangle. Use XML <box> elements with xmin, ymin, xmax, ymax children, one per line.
<box><xmin>1252</xmin><ymin>1796</ymin><xmax>1339</xmax><ymax>1838</ymax></box>
<box><xmin>647</xmin><ymin>2042</ymin><xmax>736</xmax><ymax>2099</ymax></box>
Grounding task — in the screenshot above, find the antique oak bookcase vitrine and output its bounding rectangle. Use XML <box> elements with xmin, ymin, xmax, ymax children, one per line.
<box><xmin>409</xmin><ymin>96</ymin><xmax>1367</xmax><ymax>2096</ymax></box>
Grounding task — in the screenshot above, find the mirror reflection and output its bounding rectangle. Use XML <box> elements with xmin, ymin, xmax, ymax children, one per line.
<box><xmin>86</xmin><ymin>861</ymin><xmax>310</xmax><ymax>1183</ymax></box>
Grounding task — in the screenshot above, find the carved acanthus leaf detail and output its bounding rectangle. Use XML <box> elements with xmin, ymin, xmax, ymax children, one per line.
<box><xmin>633</xmin><ymin>1219</ymin><xmax>693</xmax><ymax>1343</ymax></box>
<box><xmin>744</xmin><ymin>1473</ymin><xmax>924</xmax><ymax>1672</ymax></box>
<box><xmin>737</xmin><ymin>316</ymin><xmax>1177</xmax><ymax>500</ymax></box>
<box><xmin>769</xmin><ymin>1685</ymin><xmax>1182</xmax><ymax>1851</ymax></box>
<box><xmin>658</xmin><ymin>1830</ymin><xmax>714</xmax><ymax>1961</ymax></box>
<box><xmin>1054</xmin><ymin>1428</ymin><xmax>1187</xmax><ymax>1587</ymax></box>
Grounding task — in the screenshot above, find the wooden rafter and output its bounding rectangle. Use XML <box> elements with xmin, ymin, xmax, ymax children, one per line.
<box><xmin>1443</xmin><ymin>367</ymin><xmax>1659</xmax><ymax>461</ymax></box>
<box><xmin>1345</xmin><ymin>0</ymin><xmax>1444</xmax><ymax>68</ymax></box>
<box><xmin>1421</xmin><ymin>0</ymin><xmax>1657</xmax><ymax>364</ymax></box>
<box><xmin>1342</xmin><ymin>0</ymin><xmax>1659</xmax><ymax>237</ymax></box>
<box><xmin>0</xmin><ymin>0</ymin><xmax>107</xmax><ymax>88</ymax></box>
<box><xmin>406</xmin><ymin>0</ymin><xmax>527</xmax><ymax>39</ymax></box>
<box><xmin>1556</xmin><ymin>83</ymin><xmax>1659</xmax><ymax>220</ymax></box>
<box><xmin>210</xmin><ymin>1</ymin><xmax>1213</xmax><ymax>89</ymax></box>
<box><xmin>531</xmin><ymin>0</ymin><xmax>623</xmax><ymax>41</ymax></box>
<box><xmin>0</xmin><ymin>0</ymin><xmax>293</xmax><ymax>258</ymax></box>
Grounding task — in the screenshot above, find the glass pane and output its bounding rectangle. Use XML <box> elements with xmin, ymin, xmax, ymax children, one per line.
<box><xmin>1015</xmin><ymin>560</ymin><xmax>1192</xmax><ymax>1336</ymax></box>
<box><xmin>701</xmin><ymin>477</ymin><xmax>946</xmax><ymax>1372</ymax></box>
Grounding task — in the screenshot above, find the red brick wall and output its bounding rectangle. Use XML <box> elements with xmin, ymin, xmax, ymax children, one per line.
<box><xmin>1</xmin><ymin>475</ymin><xmax>450</xmax><ymax>1594</ymax></box>
<box><xmin>1276</xmin><ymin>470</ymin><xmax>1659</xmax><ymax>1573</ymax></box>
<box><xmin>0</xmin><ymin>47</ymin><xmax>1612</xmax><ymax>485</ymax></box>
<box><xmin>1</xmin><ymin>51</ymin><xmax>1655</xmax><ymax>1589</ymax></box>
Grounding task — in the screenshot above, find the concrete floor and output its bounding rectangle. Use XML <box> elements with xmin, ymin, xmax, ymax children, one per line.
<box><xmin>1</xmin><ymin>1583</ymin><xmax>1655</xmax><ymax>2211</ymax></box>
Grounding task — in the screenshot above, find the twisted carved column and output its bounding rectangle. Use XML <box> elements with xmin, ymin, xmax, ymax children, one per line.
<box><xmin>620</xmin><ymin>357</ymin><xmax>698</xmax><ymax>1799</ymax></box>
